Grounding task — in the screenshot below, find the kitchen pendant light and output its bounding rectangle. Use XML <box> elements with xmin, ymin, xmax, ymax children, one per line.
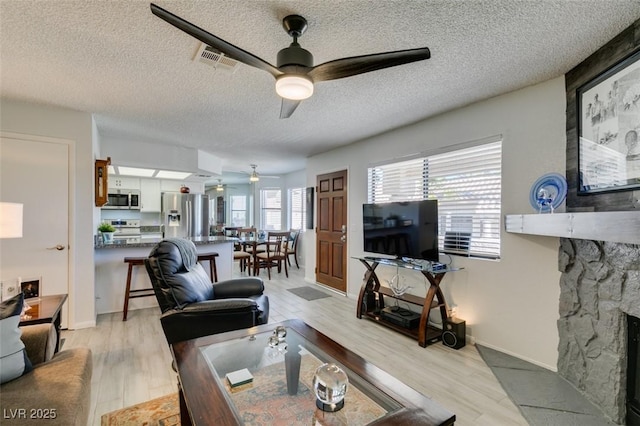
<box><xmin>216</xmin><ymin>179</ymin><xmax>224</xmax><ymax>191</ymax></box>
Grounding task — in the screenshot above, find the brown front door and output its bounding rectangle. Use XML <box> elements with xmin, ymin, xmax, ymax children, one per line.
<box><xmin>316</xmin><ymin>170</ymin><xmax>347</xmax><ymax>292</ymax></box>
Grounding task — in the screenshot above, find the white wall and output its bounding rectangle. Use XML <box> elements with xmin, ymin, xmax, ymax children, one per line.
<box><xmin>1</xmin><ymin>99</ymin><xmax>97</xmax><ymax>328</ymax></box>
<box><xmin>305</xmin><ymin>77</ymin><xmax>566</xmax><ymax>369</ymax></box>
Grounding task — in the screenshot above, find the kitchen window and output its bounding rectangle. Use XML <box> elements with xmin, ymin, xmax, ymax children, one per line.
<box><xmin>368</xmin><ymin>136</ymin><xmax>502</xmax><ymax>259</ymax></box>
<box><xmin>260</xmin><ymin>188</ymin><xmax>281</xmax><ymax>230</ymax></box>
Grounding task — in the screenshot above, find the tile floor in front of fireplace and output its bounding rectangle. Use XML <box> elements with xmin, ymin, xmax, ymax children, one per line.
<box><xmin>478</xmin><ymin>345</ymin><xmax>616</xmax><ymax>425</ymax></box>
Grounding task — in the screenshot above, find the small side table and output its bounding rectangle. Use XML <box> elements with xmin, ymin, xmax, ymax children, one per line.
<box><xmin>19</xmin><ymin>294</ymin><xmax>67</xmax><ymax>353</ymax></box>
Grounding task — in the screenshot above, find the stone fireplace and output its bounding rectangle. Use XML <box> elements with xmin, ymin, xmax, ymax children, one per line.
<box><xmin>533</xmin><ymin>16</ymin><xmax>640</xmax><ymax>424</ymax></box>
<box><xmin>557</xmin><ymin>238</ymin><xmax>640</xmax><ymax>424</ymax></box>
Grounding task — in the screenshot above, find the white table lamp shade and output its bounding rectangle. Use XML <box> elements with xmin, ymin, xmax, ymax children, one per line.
<box><xmin>0</xmin><ymin>202</ymin><xmax>23</xmax><ymax>238</ymax></box>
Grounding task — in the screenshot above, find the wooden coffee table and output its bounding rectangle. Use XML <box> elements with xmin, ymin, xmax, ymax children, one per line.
<box><xmin>171</xmin><ymin>319</ymin><xmax>455</xmax><ymax>425</ymax></box>
<box><xmin>19</xmin><ymin>294</ymin><xmax>67</xmax><ymax>353</ymax></box>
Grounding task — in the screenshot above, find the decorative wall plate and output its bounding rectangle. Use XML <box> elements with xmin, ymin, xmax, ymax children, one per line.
<box><xmin>529</xmin><ymin>173</ymin><xmax>567</xmax><ymax>213</ymax></box>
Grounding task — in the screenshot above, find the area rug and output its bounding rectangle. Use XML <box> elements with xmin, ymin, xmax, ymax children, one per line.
<box><xmin>286</xmin><ymin>286</ymin><xmax>332</xmax><ymax>301</ymax></box>
<box><xmin>101</xmin><ymin>393</ymin><xmax>180</xmax><ymax>426</ymax></box>
<box><xmin>227</xmin><ymin>352</ymin><xmax>387</xmax><ymax>425</ymax></box>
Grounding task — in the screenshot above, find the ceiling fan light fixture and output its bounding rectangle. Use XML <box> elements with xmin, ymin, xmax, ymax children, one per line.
<box><xmin>275</xmin><ymin>75</ymin><xmax>314</xmax><ymax>100</ymax></box>
<box><xmin>249</xmin><ymin>164</ymin><xmax>261</xmax><ymax>182</ymax></box>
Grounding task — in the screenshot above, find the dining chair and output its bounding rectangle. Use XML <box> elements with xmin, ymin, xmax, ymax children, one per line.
<box><xmin>232</xmin><ymin>227</ymin><xmax>254</xmax><ymax>274</ymax></box>
<box><xmin>255</xmin><ymin>231</ymin><xmax>290</xmax><ymax>279</ymax></box>
<box><xmin>224</xmin><ymin>227</ymin><xmax>240</xmax><ymax>237</ymax></box>
<box><xmin>286</xmin><ymin>229</ymin><xmax>301</xmax><ymax>269</ymax></box>
<box><xmin>240</xmin><ymin>227</ymin><xmax>264</xmax><ymax>256</ymax></box>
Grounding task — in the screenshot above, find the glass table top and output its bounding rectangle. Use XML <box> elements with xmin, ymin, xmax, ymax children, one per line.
<box><xmin>200</xmin><ymin>325</ymin><xmax>402</xmax><ymax>425</ymax></box>
<box><xmin>354</xmin><ymin>256</ymin><xmax>461</xmax><ymax>273</ymax></box>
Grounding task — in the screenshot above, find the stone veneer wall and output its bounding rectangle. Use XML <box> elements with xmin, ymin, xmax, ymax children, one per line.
<box><xmin>558</xmin><ymin>238</ymin><xmax>640</xmax><ymax>424</ymax></box>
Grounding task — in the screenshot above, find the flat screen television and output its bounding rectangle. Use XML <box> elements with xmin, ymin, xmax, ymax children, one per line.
<box><xmin>362</xmin><ymin>200</ymin><xmax>439</xmax><ymax>262</ymax></box>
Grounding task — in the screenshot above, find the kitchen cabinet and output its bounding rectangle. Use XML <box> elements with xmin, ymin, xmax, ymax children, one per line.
<box><xmin>140</xmin><ymin>178</ymin><xmax>161</xmax><ymax>212</ymax></box>
<box><xmin>109</xmin><ymin>176</ymin><xmax>140</xmax><ymax>190</ymax></box>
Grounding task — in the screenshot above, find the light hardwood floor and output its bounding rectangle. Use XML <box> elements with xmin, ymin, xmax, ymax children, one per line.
<box><xmin>62</xmin><ymin>264</ymin><xmax>528</xmax><ymax>426</ymax></box>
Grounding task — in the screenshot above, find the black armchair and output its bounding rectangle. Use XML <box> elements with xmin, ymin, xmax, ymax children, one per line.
<box><xmin>145</xmin><ymin>239</ymin><xmax>269</xmax><ymax>344</ymax></box>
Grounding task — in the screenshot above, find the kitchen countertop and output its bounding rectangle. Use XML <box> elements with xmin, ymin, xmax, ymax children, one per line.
<box><xmin>95</xmin><ymin>235</ymin><xmax>237</xmax><ymax>249</ymax></box>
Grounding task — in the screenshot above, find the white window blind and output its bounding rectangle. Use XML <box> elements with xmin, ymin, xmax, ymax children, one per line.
<box><xmin>229</xmin><ymin>195</ymin><xmax>247</xmax><ymax>227</ymax></box>
<box><xmin>289</xmin><ymin>187</ymin><xmax>306</xmax><ymax>230</ymax></box>
<box><xmin>260</xmin><ymin>188</ymin><xmax>282</xmax><ymax>230</ymax></box>
<box><xmin>368</xmin><ymin>157</ymin><xmax>426</xmax><ymax>203</ymax></box>
<box><xmin>368</xmin><ymin>139</ymin><xmax>502</xmax><ymax>259</ymax></box>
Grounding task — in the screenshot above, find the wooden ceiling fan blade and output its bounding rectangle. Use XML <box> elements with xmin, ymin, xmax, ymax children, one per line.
<box><xmin>308</xmin><ymin>47</ymin><xmax>430</xmax><ymax>82</ymax></box>
<box><xmin>150</xmin><ymin>3</ymin><xmax>282</xmax><ymax>78</ymax></box>
<box><xmin>279</xmin><ymin>98</ymin><xmax>302</xmax><ymax>119</ymax></box>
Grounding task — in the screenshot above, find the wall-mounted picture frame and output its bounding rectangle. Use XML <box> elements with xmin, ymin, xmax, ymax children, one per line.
<box><xmin>19</xmin><ymin>277</ymin><xmax>41</xmax><ymax>299</ymax></box>
<box><xmin>0</xmin><ymin>278</ymin><xmax>20</xmax><ymax>302</ymax></box>
<box><xmin>578</xmin><ymin>49</ymin><xmax>640</xmax><ymax>194</ymax></box>
<box><xmin>305</xmin><ymin>186</ymin><xmax>314</xmax><ymax>230</ymax></box>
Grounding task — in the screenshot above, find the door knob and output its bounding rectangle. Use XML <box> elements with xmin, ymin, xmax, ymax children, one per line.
<box><xmin>47</xmin><ymin>244</ymin><xmax>65</xmax><ymax>251</ymax></box>
<box><xmin>340</xmin><ymin>235</ymin><xmax>347</xmax><ymax>243</ymax></box>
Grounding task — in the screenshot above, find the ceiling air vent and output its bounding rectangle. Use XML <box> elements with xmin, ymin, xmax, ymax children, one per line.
<box><xmin>194</xmin><ymin>43</ymin><xmax>239</xmax><ymax>74</ymax></box>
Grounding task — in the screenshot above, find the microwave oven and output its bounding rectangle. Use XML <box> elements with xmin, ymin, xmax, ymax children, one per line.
<box><xmin>103</xmin><ymin>189</ymin><xmax>141</xmax><ymax>210</ymax></box>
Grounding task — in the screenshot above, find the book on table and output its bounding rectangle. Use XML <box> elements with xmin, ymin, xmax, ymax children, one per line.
<box><xmin>226</xmin><ymin>368</ymin><xmax>254</xmax><ymax>388</ymax></box>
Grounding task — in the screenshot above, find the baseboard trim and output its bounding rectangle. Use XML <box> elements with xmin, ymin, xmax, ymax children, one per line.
<box><xmin>70</xmin><ymin>320</ymin><xmax>96</xmax><ymax>329</ymax></box>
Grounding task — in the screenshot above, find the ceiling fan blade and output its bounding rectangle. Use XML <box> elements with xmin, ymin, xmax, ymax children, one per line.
<box><xmin>279</xmin><ymin>98</ymin><xmax>302</xmax><ymax>119</ymax></box>
<box><xmin>308</xmin><ymin>47</ymin><xmax>430</xmax><ymax>82</ymax></box>
<box><xmin>150</xmin><ymin>3</ymin><xmax>282</xmax><ymax>78</ymax></box>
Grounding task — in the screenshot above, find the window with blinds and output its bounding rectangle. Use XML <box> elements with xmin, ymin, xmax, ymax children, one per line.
<box><xmin>367</xmin><ymin>138</ymin><xmax>502</xmax><ymax>259</ymax></box>
<box><xmin>289</xmin><ymin>187</ymin><xmax>306</xmax><ymax>230</ymax></box>
<box><xmin>229</xmin><ymin>195</ymin><xmax>247</xmax><ymax>227</ymax></box>
<box><xmin>260</xmin><ymin>188</ymin><xmax>282</xmax><ymax>230</ymax></box>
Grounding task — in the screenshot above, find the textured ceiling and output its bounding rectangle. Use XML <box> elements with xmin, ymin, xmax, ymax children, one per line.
<box><xmin>1</xmin><ymin>1</ymin><xmax>639</xmax><ymax>181</ymax></box>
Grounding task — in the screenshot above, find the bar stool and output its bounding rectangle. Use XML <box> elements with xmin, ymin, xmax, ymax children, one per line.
<box><xmin>123</xmin><ymin>257</ymin><xmax>155</xmax><ymax>321</ymax></box>
<box><xmin>197</xmin><ymin>252</ymin><xmax>219</xmax><ymax>282</ymax></box>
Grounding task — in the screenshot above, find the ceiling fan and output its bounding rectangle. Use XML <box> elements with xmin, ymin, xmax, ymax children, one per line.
<box><xmin>246</xmin><ymin>164</ymin><xmax>279</xmax><ymax>182</ymax></box>
<box><xmin>150</xmin><ymin>3</ymin><xmax>431</xmax><ymax>118</ymax></box>
<box><xmin>249</xmin><ymin>164</ymin><xmax>260</xmax><ymax>182</ymax></box>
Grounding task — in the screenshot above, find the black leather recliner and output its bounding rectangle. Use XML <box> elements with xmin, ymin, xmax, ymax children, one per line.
<box><xmin>145</xmin><ymin>239</ymin><xmax>269</xmax><ymax>344</ymax></box>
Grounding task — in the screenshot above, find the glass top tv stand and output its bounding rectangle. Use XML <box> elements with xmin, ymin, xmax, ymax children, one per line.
<box><xmin>354</xmin><ymin>256</ymin><xmax>460</xmax><ymax>347</ymax></box>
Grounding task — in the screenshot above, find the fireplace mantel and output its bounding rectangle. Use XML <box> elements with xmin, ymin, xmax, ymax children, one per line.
<box><xmin>505</xmin><ymin>212</ymin><xmax>640</xmax><ymax>245</ymax></box>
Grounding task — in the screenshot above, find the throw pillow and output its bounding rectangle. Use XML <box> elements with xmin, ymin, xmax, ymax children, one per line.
<box><xmin>0</xmin><ymin>293</ymin><xmax>33</xmax><ymax>384</ymax></box>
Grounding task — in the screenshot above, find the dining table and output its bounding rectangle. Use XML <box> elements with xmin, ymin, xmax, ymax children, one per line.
<box><xmin>236</xmin><ymin>232</ymin><xmax>296</xmax><ymax>275</ymax></box>
<box><xmin>236</xmin><ymin>237</ymin><xmax>267</xmax><ymax>275</ymax></box>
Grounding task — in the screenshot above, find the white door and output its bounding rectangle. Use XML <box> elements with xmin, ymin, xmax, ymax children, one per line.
<box><xmin>0</xmin><ymin>135</ymin><xmax>70</xmax><ymax>327</ymax></box>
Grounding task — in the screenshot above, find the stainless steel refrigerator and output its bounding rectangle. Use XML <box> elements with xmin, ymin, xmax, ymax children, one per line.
<box><xmin>162</xmin><ymin>192</ymin><xmax>210</xmax><ymax>238</ymax></box>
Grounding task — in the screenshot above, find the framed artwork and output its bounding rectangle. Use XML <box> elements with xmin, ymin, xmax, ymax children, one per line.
<box><xmin>94</xmin><ymin>157</ymin><xmax>110</xmax><ymax>207</ymax></box>
<box><xmin>0</xmin><ymin>279</ymin><xmax>20</xmax><ymax>301</ymax></box>
<box><xmin>305</xmin><ymin>187</ymin><xmax>314</xmax><ymax>229</ymax></box>
<box><xmin>19</xmin><ymin>277</ymin><xmax>41</xmax><ymax>299</ymax></box>
<box><xmin>578</xmin><ymin>49</ymin><xmax>640</xmax><ymax>194</ymax></box>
